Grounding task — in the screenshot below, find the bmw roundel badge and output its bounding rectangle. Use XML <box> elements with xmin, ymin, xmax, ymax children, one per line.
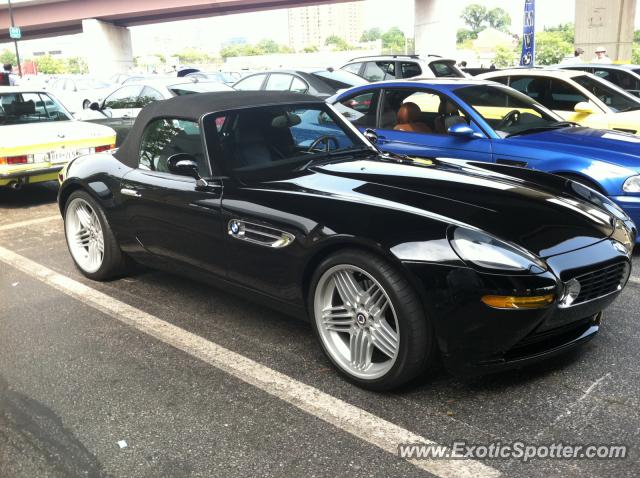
<box><xmin>230</xmin><ymin>221</ymin><xmax>240</xmax><ymax>235</ymax></box>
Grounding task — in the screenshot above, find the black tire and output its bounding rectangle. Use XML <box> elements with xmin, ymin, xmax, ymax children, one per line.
<box><xmin>63</xmin><ymin>189</ymin><xmax>130</xmax><ymax>281</ymax></box>
<box><xmin>308</xmin><ymin>249</ymin><xmax>434</xmax><ymax>391</ymax></box>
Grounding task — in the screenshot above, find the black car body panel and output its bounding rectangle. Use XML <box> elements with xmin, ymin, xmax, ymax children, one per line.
<box><xmin>58</xmin><ymin>92</ymin><xmax>635</xmax><ymax>376</ymax></box>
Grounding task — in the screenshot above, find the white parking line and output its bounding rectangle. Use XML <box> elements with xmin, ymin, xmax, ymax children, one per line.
<box><xmin>0</xmin><ymin>244</ymin><xmax>499</xmax><ymax>478</ymax></box>
<box><xmin>0</xmin><ymin>215</ymin><xmax>60</xmax><ymax>232</ymax></box>
<box><xmin>629</xmin><ymin>276</ymin><xmax>640</xmax><ymax>286</ymax></box>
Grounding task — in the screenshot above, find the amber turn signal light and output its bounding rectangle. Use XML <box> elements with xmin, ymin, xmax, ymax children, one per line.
<box><xmin>481</xmin><ymin>294</ymin><xmax>555</xmax><ymax>309</ymax></box>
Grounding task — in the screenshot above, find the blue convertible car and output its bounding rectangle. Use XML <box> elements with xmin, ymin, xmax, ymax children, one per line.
<box><xmin>329</xmin><ymin>78</ymin><xmax>640</xmax><ymax>241</ymax></box>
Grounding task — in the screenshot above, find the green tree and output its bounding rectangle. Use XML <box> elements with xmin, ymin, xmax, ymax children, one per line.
<box><xmin>633</xmin><ymin>42</ymin><xmax>640</xmax><ymax>64</ymax></box>
<box><xmin>493</xmin><ymin>44</ymin><xmax>516</xmax><ymax>67</ymax></box>
<box><xmin>176</xmin><ymin>48</ymin><xmax>212</xmax><ymax>64</ymax></box>
<box><xmin>534</xmin><ymin>31</ymin><xmax>573</xmax><ymax>65</ymax></box>
<box><xmin>486</xmin><ymin>7</ymin><xmax>511</xmax><ymax>32</ymax></box>
<box><xmin>544</xmin><ymin>23</ymin><xmax>575</xmax><ymax>43</ymax></box>
<box><xmin>461</xmin><ymin>4</ymin><xmax>487</xmax><ymax>35</ymax></box>
<box><xmin>325</xmin><ymin>35</ymin><xmax>349</xmax><ymax>50</ymax></box>
<box><xmin>381</xmin><ymin>27</ymin><xmax>407</xmax><ymax>53</ymax></box>
<box><xmin>34</xmin><ymin>55</ymin><xmax>65</xmax><ymax>74</ymax></box>
<box><xmin>0</xmin><ymin>49</ymin><xmax>16</xmax><ymax>65</ymax></box>
<box><xmin>457</xmin><ymin>28</ymin><xmax>476</xmax><ymax>44</ymax></box>
<box><xmin>360</xmin><ymin>28</ymin><xmax>382</xmax><ymax>42</ymax></box>
<box><xmin>634</xmin><ymin>30</ymin><xmax>640</xmax><ymax>42</ymax></box>
<box><xmin>303</xmin><ymin>45</ymin><xmax>319</xmax><ymax>53</ymax></box>
<box><xmin>256</xmin><ymin>39</ymin><xmax>281</xmax><ymax>54</ymax></box>
<box><xmin>65</xmin><ymin>57</ymin><xmax>88</xmax><ymax>74</ymax></box>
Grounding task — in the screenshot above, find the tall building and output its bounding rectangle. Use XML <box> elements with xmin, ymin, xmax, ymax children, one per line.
<box><xmin>288</xmin><ymin>1</ymin><xmax>365</xmax><ymax>52</ymax></box>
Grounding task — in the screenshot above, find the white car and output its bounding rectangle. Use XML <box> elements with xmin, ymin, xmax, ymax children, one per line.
<box><xmin>75</xmin><ymin>78</ymin><xmax>234</xmax><ymax>145</ymax></box>
<box><xmin>340</xmin><ymin>55</ymin><xmax>466</xmax><ymax>81</ymax></box>
<box><xmin>0</xmin><ymin>87</ymin><xmax>116</xmax><ymax>189</ymax></box>
<box><xmin>48</xmin><ymin>76</ymin><xmax>114</xmax><ymax>113</ymax></box>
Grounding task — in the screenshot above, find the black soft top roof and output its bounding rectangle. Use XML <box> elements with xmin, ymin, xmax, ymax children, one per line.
<box><xmin>115</xmin><ymin>91</ymin><xmax>324</xmax><ymax>166</ymax></box>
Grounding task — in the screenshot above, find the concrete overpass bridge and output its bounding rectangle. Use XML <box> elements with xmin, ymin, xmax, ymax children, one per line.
<box><xmin>0</xmin><ymin>0</ymin><xmax>637</xmax><ymax>76</ymax></box>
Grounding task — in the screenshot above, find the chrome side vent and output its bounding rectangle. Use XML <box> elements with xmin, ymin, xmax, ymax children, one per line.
<box><xmin>227</xmin><ymin>219</ymin><xmax>295</xmax><ymax>248</ymax></box>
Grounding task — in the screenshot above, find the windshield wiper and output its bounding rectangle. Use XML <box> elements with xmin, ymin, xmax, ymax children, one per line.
<box><xmin>296</xmin><ymin>146</ymin><xmax>375</xmax><ymax>171</ymax></box>
<box><xmin>506</xmin><ymin>122</ymin><xmax>576</xmax><ymax>138</ymax></box>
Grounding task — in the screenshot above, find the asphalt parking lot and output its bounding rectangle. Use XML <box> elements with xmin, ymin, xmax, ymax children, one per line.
<box><xmin>1</xmin><ymin>182</ymin><xmax>639</xmax><ymax>478</ymax></box>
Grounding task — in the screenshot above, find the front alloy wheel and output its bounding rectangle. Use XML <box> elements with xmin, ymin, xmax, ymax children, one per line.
<box><xmin>310</xmin><ymin>250</ymin><xmax>433</xmax><ymax>390</ymax></box>
<box><xmin>65</xmin><ymin>197</ymin><xmax>105</xmax><ymax>274</ymax></box>
<box><xmin>63</xmin><ymin>190</ymin><xmax>130</xmax><ymax>280</ymax></box>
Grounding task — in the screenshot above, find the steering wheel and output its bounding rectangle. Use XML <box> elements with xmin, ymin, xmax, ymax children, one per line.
<box><xmin>495</xmin><ymin>109</ymin><xmax>521</xmax><ymax>130</ymax></box>
<box><xmin>306</xmin><ymin>135</ymin><xmax>339</xmax><ymax>153</ymax></box>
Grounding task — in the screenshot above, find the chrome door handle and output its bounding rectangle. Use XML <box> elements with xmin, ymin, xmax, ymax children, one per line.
<box><xmin>120</xmin><ymin>188</ymin><xmax>141</xmax><ymax>198</ymax></box>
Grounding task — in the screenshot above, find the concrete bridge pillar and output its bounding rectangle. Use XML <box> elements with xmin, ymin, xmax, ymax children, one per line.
<box><xmin>575</xmin><ymin>0</ymin><xmax>637</xmax><ymax>62</ymax></box>
<box><xmin>414</xmin><ymin>0</ymin><xmax>457</xmax><ymax>58</ymax></box>
<box><xmin>82</xmin><ymin>19</ymin><xmax>133</xmax><ymax>77</ymax></box>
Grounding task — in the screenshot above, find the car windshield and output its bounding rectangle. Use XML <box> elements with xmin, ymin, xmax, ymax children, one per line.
<box><xmin>0</xmin><ymin>92</ymin><xmax>72</xmax><ymax>125</ymax></box>
<box><xmin>572</xmin><ymin>74</ymin><xmax>640</xmax><ymax>112</ymax></box>
<box><xmin>454</xmin><ymin>84</ymin><xmax>567</xmax><ymax>138</ymax></box>
<box><xmin>207</xmin><ymin>103</ymin><xmax>371</xmax><ymax>177</ymax></box>
<box><xmin>169</xmin><ymin>82</ymin><xmax>233</xmax><ymax>96</ymax></box>
<box><xmin>311</xmin><ymin>70</ymin><xmax>369</xmax><ymax>89</ymax></box>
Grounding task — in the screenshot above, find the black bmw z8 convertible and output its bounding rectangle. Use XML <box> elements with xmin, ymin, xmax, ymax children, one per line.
<box><xmin>58</xmin><ymin>91</ymin><xmax>636</xmax><ymax>390</ymax></box>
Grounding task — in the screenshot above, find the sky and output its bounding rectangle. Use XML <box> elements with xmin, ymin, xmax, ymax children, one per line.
<box><xmin>3</xmin><ymin>0</ymin><xmax>640</xmax><ymax>57</ymax></box>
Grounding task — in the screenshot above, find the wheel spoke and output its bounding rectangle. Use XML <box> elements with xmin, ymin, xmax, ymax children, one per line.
<box><xmin>333</xmin><ymin>270</ymin><xmax>361</xmax><ymax>308</ymax></box>
<box><xmin>75</xmin><ymin>205</ymin><xmax>93</xmax><ymax>229</ymax></box>
<box><xmin>350</xmin><ymin>328</ymin><xmax>373</xmax><ymax>370</ymax></box>
<box><xmin>322</xmin><ymin>305</ymin><xmax>354</xmax><ymax>333</ymax></box>
<box><xmin>370</xmin><ymin>319</ymin><xmax>399</xmax><ymax>359</ymax></box>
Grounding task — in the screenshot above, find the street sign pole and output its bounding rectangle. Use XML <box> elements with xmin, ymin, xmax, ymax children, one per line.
<box><xmin>7</xmin><ymin>0</ymin><xmax>22</xmax><ymax>77</ymax></box>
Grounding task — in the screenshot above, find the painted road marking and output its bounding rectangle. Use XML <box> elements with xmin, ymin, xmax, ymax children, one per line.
<box><xmin>0</xmin><ymin>215</ymin><xmax>59</xmax><ymax>232</ymax></box>
<box><xmin>0</xmin><ymin>244</ymin><xmax>499</xmax><ymax>478</ymax></box>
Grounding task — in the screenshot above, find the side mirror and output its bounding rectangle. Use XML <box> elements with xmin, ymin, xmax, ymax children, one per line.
<box><xmin>574</xmin><ymin>101</ymin><xmax>595</xmax><ymax>114</ymax></box>
<box><xmin>363</xmin><ymin>128</ymin><xmax>378</xmax><ymax>144</ymax></box>
<box><xmin>447</xmin><ymin>123</ymin><xmax>476</xmax><ymax>138</ymax></box>
<box><xmin>168</xmin><ymin>154</ymin><xmax>200</xmax><ymax>178</ymax></box>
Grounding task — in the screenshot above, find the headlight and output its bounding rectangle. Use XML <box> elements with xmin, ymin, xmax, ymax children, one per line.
<box><xmin>449</xmin><ymin>228</ymin><xmax>547</xmax><ymax>273</ymax></box>
<box><xmin>613</xmin><ymin>219</ymin><xmax>635</xmax><ymax>255</ymax></box>
<box><xmin>623</xmin><ymin>175</ymin><xmax>640</xmax><ymax>193</ymax></box>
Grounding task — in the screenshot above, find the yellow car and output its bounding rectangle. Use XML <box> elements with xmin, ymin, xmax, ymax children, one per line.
<box><xmin>0</xmin><ymin>87</ymin><xmax>116</xmax><ymax>189</ymax></box>
<box><xmin>478</xmin><ymin>68</ymin><xmax>640</xmax><ymax>134</ymax></box>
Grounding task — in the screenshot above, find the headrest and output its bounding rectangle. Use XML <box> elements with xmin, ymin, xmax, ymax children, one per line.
<box><xmin>397</xmin><ymin>102</ymin><xmax>421</xmax><ymax>123</ymax></box>
<box><xmin>5</xmin><ymin>100</ymin><xmax>36</xmax><ymax>116</ymax></box>
<box><xmin>271</xmin><ymin>113</ymin><xmax>301</xmax><ymax>129</ymax></box>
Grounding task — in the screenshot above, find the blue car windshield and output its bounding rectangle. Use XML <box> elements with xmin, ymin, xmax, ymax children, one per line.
<box><xmin>454</xmin><ymin>85</ymin><xmax>566</xmax><ymax>138</ymax></box>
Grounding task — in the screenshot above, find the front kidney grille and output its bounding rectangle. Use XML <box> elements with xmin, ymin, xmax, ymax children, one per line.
<box><xmin>572</xmin><ymin>261</ymin><xmax>629</xmax><ymax>305</ymax></box>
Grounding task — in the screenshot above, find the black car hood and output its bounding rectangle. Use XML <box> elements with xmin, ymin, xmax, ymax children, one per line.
<box><xmin>312</xmin><ymin>158</ymin><xmax>614</xmax><ymax>258</ymax></box>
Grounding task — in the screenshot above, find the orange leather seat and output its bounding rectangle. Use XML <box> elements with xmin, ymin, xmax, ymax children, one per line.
<box><xmin>393</xmin><ymin>102</ymin><xmax>432</xmax><ymax>133</ymax></box>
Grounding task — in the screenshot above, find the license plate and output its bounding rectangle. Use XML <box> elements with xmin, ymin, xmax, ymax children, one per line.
<box><xmin>49</xmin><ymin>149</ymin><xmax>79</xmax><ymax>164</ymax></box>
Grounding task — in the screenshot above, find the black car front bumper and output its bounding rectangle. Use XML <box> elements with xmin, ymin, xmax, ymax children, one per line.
<box><xmin>403</xmin><ymin>238</ymin><xmax>631</xmax><ymax>376</ymax></box>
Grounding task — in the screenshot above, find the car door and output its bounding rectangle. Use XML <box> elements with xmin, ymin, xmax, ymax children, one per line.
<box><xmin>265</xmin><ymin>73</ymin><xmax>294</xmax><ymax>91</ymax></box>
<box><xmin>119</xmin><ymin>116</ymin><xmax>226</xmax><ymax>276</ymax></box>
<box><xmin>97</xmin><ymin>85</ymin><xmax>144</xmax><ymax>145</ymax></box>
<box><xmin>233</xmin><ymin>74</ymin><xmax>268</xmax><ymax>91</ymax></box>
<box><xmin>135</xmin><ymin>86</ymin><xmax>165</xmax><ymax>118</ymax></box>
<box><xmin>367</xmin><ymin>87</ymin><xmax>492</xmax><ymax>160</ymax></box>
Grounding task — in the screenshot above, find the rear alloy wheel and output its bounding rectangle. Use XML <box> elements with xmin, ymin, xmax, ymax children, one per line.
<box><xmin>64</xmin><ymin>190</ymin><xmax>129</xmax><ymax>280</ymax></box>
<box><xmin>310</xmin><ymin>250</ymin><xmax>432</xmax><ymax>390</ymax></box>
